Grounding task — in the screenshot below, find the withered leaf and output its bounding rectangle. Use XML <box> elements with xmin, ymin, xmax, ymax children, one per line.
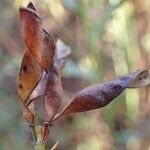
<box><xmin>19</xmin><ymin>6</ymin><xmax>55</xmax><ymax>72</ymax></box>
<box><xmin>17</xmin><ymin>50</ymin><xmax>42</xmax><ymax>104</ymax></box>
<box><xmin>55</xmin><ymin>70</ymin><xmax>149</xmax><ymax>118</ymax></box>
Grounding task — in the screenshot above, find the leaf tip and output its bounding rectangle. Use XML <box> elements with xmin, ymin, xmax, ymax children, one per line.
<box><xmin>27</xmin><ymin>2</ymin><xmax>36</xmax><ymax>11</ymax></box>
<box><xmin>19</xmin><ymin>7</ymin><xmax>40</xmax><ymax>20</ymax></box>
<box><xmin>56</xmin><ymin>39</ymin><xmax>71</xmax><ymax>58</ymax></box>
<box><xmin>127</xmin><ymin>69</ymin><xmax>150</xmax><ymax>88</ymax></box>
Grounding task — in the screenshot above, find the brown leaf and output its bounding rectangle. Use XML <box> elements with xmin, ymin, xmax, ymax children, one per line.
<box><xmin>19</xmin><ymin>7</ymin><xmax>55</xmax><ymax>72</ymax></box>
<box><xmin>44</xmin><ymin>66</ymin><xmax>63</xmax><ymax>121</ymax></box>
<box><xmin>54</xmin><ymin>70</ymin><xmax>149</xmax><ymax>118</ymax></box>
<box><xmin>17</xmin><ymin>50</ymin><xmax>42</xmax><ymax>104</ymax></box>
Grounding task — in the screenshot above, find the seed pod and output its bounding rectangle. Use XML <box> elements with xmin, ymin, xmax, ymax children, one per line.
<box><xmin>19</xmin><ymin>6</ymin><xmax>55</xmax><ymax>72</ymax></box>
<box><xmin>53</xmin><ymin>70</ymin><xmax>149</xmax><ymax>119</ymax></box>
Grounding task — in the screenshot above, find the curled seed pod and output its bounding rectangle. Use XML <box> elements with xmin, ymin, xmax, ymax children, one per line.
<box><xmin>18</xmin><ymin>3</ymin><xmax>58</xmax><ymax>123</ymax></box>
<box><xmin>43</xmin><ymin>39</ymin><xmax>71</xmax><ymax>121</ymax></box>
<box><xmin>60</xmin><ymin>79</ymin><xmax>126</xmax><ymax>115</ymax></box>
<box><xmin>19</xmin><ymin>5</ymin><xmax>55</xmax><ymax>72</ymax></box>
<box><xmin>44</xmin><ymin>66</ymin><xmax>63</xmax><ymax>121</ymax></box>
<box><xmin>53</xmin><ymin>70</ymin><xmax>149</xmax><ymax>120</ymax></box>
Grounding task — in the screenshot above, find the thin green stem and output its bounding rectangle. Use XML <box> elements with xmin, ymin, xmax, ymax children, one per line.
<box><xmin>34</xmin><ymin>126</ymin><xmax>45</xmax><ymax>150</ymax></box>
<box><xmin>34</xmin><ymin>143</ymin><xmax>45</xmax><ymax>150</ymax></box>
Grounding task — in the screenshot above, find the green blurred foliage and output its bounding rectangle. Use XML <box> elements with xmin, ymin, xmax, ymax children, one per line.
<box><xmin>0</xmin><ymin>0</ymin><xmax>149</xmax><ymax>149</ymax></box>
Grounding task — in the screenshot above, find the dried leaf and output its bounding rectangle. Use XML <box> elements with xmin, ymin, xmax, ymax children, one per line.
<box><xmin>44</xmin><ymin>66</ymin><xmax>63</xmax><ymax>121</ymax></box>
<box><xmin>17</xmin><ymin>50</ymin><xmax>42</xmax><ymax>104</ymax></box>
<box><xmin>55</xmin><ymin>70</ymin><xmax>149</xmax><ymax>117</ymax></box>
<box><xmin>19</xmin><ymin>7</ymin><xmax>55</xmax><ymax>72</ymax></box>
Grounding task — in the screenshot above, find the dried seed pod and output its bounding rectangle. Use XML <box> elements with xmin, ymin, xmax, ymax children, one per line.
<box><xmin>43</xmin><ymin>39</ymin><xmax>71</xmax><ymax>121</ymax></box>
<box><xmin>19</xmin><ymin>6</ymin><xmax>55</xmax><ymax>72</ymax></box>
<box><xmin>28</xmin><ymin>40</ymin><xmax>71</xmax><ymax>102</ymax></box>
<box><xmin>44</xmin><ymin>66</ymin><xmax>63</xmax><ymax>121</ymax></box>
<box><xmin>53</xmin><ymin>70</ymin><xmax>149</xmax><ymax>119</ymax></box>
<box><xmin>18</xmin><ymin>3</ymin><xmax>72</xmax><ymax>125</ymax></box>
<box><xmin>60</xmin><ymin>79</ymin><xmax>126</xmax><ymax>115</ymax></box>
<box><xmin>18</xmin><ymin>3</ymin><xmax>57</xmax><ymax>126</ymax></box>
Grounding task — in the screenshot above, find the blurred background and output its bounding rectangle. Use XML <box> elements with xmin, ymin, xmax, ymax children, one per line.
<box><xmin>0</xmin><ymin>0</ymin><xmax>150</xmax><ymax>149</ymax></box>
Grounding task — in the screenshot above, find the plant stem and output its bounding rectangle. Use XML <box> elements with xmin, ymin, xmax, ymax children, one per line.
<box><xmin>34</xmin><ymin>143</ymin><xmax>45</xmax><ymax>150</ymax></box>
<box><xmin>34</xmin><ymin>126</ymin><xmax>45</xmax><ymax>150</ymax></box>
